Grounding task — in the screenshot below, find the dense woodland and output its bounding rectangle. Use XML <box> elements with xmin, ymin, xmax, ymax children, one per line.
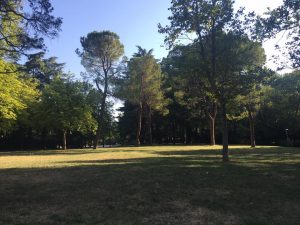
<box><xmin>0</xmin><ymin>0</ymin><xmax>299</xmax><ymax>161</ymax></box>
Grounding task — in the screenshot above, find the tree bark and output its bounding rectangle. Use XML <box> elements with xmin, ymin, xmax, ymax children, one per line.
<box><xmin>221</xmin><ymin>102</ymin><xmax>229</xmax><ymax>162</ymax></box>
<box><xmin>206</xmin><ymin>104</ymin><xmax>217</xmax><ymax>146</ymax></box>
<box><xmin>208</xmin><ymin>117</ymin><xmax>216</xmax><ymax>146</ymax></box>
<box><xmin>147</xmin><ymin>106</ymin><xmax>153</xmax><ymax>145</ymax></box>
<box><xmin>249</xmin><ymin>113</ymin><xmax>256</xmax><ymax>148</ymax></box>
<box><xmin>93</xmin><ymin>72</ymin><xmax>108</xmax><ymax>149</ymax></box>
<box><xmin>62</xmin><ymin>130</ymin><xmax>67</xmax><ymax>150</ymax></box>
<box><xmin>136</xmin><ymin>102</ymin><xmax>142</xmax><ymax>146</ymax></box>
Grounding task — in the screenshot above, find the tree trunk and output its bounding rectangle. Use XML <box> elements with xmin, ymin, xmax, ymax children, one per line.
<box><xmin>136</xmin><ymin>102</ymin><xmax>142</xmax><ymax>146</ymax></box>
<box><xmin>62</xmin><ymin>130</ymin><xmax>67</xmax><ymax>150</ymax></box>
<box><xmin>147</xmin><ymin>106</ymin><xmax>153</xmax><ymax>145</ymax></box>
<box><xmin>205</xmin><ymin>103</ymin><xmax>217</xmax><ymax>146</ymax></box>
<box><xmin>221</xmin><ymin>102</ymin><xmax>229</xmax><ymax>162</ymax></box>
<box><xmin>172</xmin><ymin>121</ymin><xmax>176</xmax><ymax>145</ymax></box>
<box><xmin>93</xmin><ymin>73</ymin><xmax>108</xmax><ymax>149</ymax></box>
<box><xmin>249</xmin><ymin>113</ymin><xmax>256</xmax><ymax>148</ymax></box>
<box><xmin>209</xmin><ymin>117</ymin><xmax>216</xmax><ymax>146</ymax></box>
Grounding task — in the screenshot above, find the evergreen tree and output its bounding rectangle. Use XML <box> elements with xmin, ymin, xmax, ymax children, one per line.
<box><xmin>121</xmin><ymin>46</ymin><xmax>168</xmax><ymax>145</ymax></box>
<box><xmin>77</xmin><ymin>31</ymin><xmax>124</xmax><ymax>149</ymax></box>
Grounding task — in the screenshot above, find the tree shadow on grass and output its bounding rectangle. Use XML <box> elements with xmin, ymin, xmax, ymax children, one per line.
<box><xmin>0</xmin><ymin>145</ymin><xmax>296</xmax><ymax>157</ymax></box>
<box><xmin>0</xmin><ymin>148</ymin><xmax>299</xmax><ymax>225</ymax></box>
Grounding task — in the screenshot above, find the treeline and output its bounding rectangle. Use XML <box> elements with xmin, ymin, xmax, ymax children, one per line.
<box><xmin>0</xmin><ymin>1</ymin><xmax>299</xmax><ymax>161</ymax></box>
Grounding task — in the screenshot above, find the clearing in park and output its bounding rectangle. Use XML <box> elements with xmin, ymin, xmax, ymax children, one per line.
<box><xmin>0</xmin><ymin>145</ymin><xmax>299</xmax><ymax>225</ymax></box>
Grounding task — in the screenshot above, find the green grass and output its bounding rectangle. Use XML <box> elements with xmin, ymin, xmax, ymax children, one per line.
<box><xmin>0</xmin><ymin>145</ymin><xmax>299</xmax><ymax>225</ymax></box>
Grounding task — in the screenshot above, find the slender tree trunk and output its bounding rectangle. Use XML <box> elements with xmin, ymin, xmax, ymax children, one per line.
<box><xmin>208</xmin><ymin>117</ymin><xmax>216</xmax><ymax>146</ymax></box>
<box><xmin>172</xmin><ymin>121</ymin><xmax>176</xmax><ymax>145</ymax></box>
<box><xmin>93</xmin><ymin>73</ymin><xmax>108</xmax><ymax>149</ymax></box>
<box><xmin>249</xmin><ymin>113</ymin><xmax>256</xmax><ymax>148</ymax></box>
<box><xmin>136</xmin><ymin>102</ymin><xmax>142</xmax><ymax>146</ymax></box>
<box><xmin>62</xmin><ymin>130</ymin><xmax>67</xmax><ymax>150</ymax></box>
<box><xmin>221</xmin><ymin>102</ymin><xmax>229</xmax><ymax>162</ymax></box>
<box><xmin>147</xmin><ymin>106</ymin><xmax>153</xmax><ymax>145</ymax></box>
<box><xmin>205</xmin><ymin>103</ymin><xmax>217</xmax><ymax>146</ymax></box>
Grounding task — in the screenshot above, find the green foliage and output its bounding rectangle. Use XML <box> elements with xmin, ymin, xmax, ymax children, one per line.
<box><xmin>124</xmin><ymin>47</ymin><xmax>169</xmax><ymax>115</ymax></box>
<box><xmin>33</xmin><ymin>76</ymin><xmax>97</xmax><ymax>135</ymax></box>
<box><xmin>256</xmin><ymin>0</ymin><xmax>300</xmax><ymax>68</ymax></box>
<box><xmin>0</xmin><ymin>59</ymin><xmax>39</xmax><ymax>133</ymax></box>
<box><xmin>77</xmin><ymin>31</ymin><xmax>124</xmax><ymax>82</ymax></box>
<box><xmin>267</xmin><ymin>71</ymin><xmax>300</xmax><ymax>135</ymax></box>
<box><xmin>0</xmin><ymin>0</ymin><xmax>62</xmax><ymax>59</ymax></box>
<box><xmin>158</xmin><ymin>0</ymin><xmax>235</xmax><ymax>47</ymax></box>
<box><xmin>77</xmin><ymin>30</ymin><xmax>125</xmax><ymax>147</ymax></box>
<box><xmin>24</xmin><ymin>52</ymin><xmax>65</xmax><ymax>86</ymax></box>
<box><xmin>214</xmin><ymin>34</ymin><xmax>266</xmax><ymax>99</ymax></box>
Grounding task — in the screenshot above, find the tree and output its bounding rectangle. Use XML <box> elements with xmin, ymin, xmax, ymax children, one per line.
<box><xmin>77</xmin><ymin>31</ymin><xmax>124</xmax><ymax>149</ymax></box>
<box><xmin>86</xmin><ymin>87</ymin><xmax>116</xmax><ymax>147</ymax></box>
<box><xmin>0</xmin><ymin>59</ymin><xmax>39</xmax><ymax>133</ymax></box>
<box><xmin>122</xmin><ymin>46</ymin><xmax>168</xmax><ymax>146</ymax></box>
<box><xmin>230</xmin><ymin>83</ymin><xmax>265</xmax><ymax>148</ymax></box>
<box><xmin>159</xmin><ymin>0</ymin><xmax>265</xmax><ymax>161</ymax></box>
<box><xmin>34</xmin><ymin>76</ymin><xmax>96</xmax><ymax>150</ymax></box>
<box><xmin>267</xmin><ymin>71</ymin><xmax>300</xmax><ymax>144</ymax></box>
<box><xmin>256</xmin><ymin>0</ymin><xmax>300</xmax><ymax>69</ymax></box>
<box><xmin>24</xmin><ymin>52</ymin><xmax>65</xmax><ymax>87</ymax></box>
<box><xmin>162</xmin><ymin>44</ymin><xmax>218</xmax><ymax>145</ymax></box>
<box><xmin>0</xmin><ymin>0</ymin><xmax>62</xmax><ymax>60</ymax></box>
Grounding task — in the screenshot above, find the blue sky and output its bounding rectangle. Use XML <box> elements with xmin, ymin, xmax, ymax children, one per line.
<box><xmin>45</xmin><ymin>0</ymin><xmax>283</xmax><ymax>75</ymax></box>
<box><xmin>45</xmin><ymin>0</ymin><xmax>171</xmax><ymax>75</ymax></box>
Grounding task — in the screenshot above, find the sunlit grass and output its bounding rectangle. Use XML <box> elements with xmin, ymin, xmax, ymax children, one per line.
<box><xmin>0</xmin><ymin>145</ymin><xmax>299</xmax><ymax>225</ymax></box>
<box><xmin>0</xmin><ymin>145</ymin><xmax>291</xmax><ymax>169</ymax></box>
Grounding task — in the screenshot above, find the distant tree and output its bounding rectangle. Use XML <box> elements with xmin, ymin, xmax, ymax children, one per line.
<box><xmin>34</xmin><ymin>76</ymin><xmax>96</xmax><ymax>150</ymax></box>
<box><xmin>0</xmin><ymin>59</ymin><xmax>39</xmax><ymax>133</ymax></box>
<box><xmin>256</xmin><ymin>0</ymin><xmax>300</xmax><ymax>69</ymax></box>
<box><xmin>118</xmin><ymin>101</ymin><xmax>139</xmax><ymax>144</ymax></box>
<box><xmin>121</xmin><ymin>46</ymin><xmax>168</xmax><ymax>146</ymax></box>
<box><xmin>163</xmin><ymin>44</ymin><xmax>218</xmax><ymax>145</ymax></box>
<box><xmin>230</xmin><ymin>83</ymin><xmax>266</xmax><ymax>148</ymax></box>
<box><xmin>0</xmin><ymin>0</ymin><xmax>62</xmax><ymax>60</ymax></box>
<box><xmin>77</xmin><ymin>31</ymin><xmax>124</xmax><ymax>149</ymax></box>
<box><xmin>86</xmin><ymin>87</ymin><xmax>116</xmax><ymax>147</ymax></box>
<box><xmin>268</xmin><ymin>71</ymin><xmax>300</xmax><ymax>143</ymax></box>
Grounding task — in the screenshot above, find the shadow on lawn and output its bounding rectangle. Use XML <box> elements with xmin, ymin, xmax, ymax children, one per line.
<box><xmin>0</xmin><ymin>148</ymin><xmax>299</xmax><ymax>225</ymax></box>
<box><xmin>0</xmin><ymin>145</ymin><xmax>290</xmax><ymax>157</ymax></box>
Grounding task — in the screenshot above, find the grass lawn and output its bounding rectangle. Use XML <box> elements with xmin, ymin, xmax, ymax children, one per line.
<box><xmin>0</xmin><ymin>145</ymin><xmax>299</xmax><ymax>225</ymax></box>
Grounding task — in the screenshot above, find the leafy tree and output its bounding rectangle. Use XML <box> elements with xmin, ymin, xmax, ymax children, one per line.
<box><xmin>0</xmin><ymin>59</ymin><xmax>39</xmax><ymax>133</ymax></box>
<box><xmin>163</xmin><ymin>44</ymin><xmax>218</xmax><ymax>145</ymax></box>
<box><xmin>118</xmin><ymin>101</ymin><xmax>139</xmax><ymax>144</ymax></box>
<box><xmin>0</xmin><ymin>0</ymin><xmax>62</xmax><ymax>60</ymax></box>
<box><xmin>256</xmin><ymin>0</ymin><xmax>300</xmax><ymax>69</ymax></box>
<box><xmin>77</xmin><ymin>31</ymin><xmax>124</xmax><ymax>149</ymax></box>
<box><xmin>86</xmin><ymin>87</ymin><xmax>116</xmax><ymax>147</ymax></box>
<box><xmin>121</xmin><ymin>46</ymin><xmax>169</xmax><ymax>145</ymax></box>
<box><xmin>267</xmin><ymin>71</ymin><xmax>300</xmax><ymax>143</ymax></box>
<box><xmin>230</xmin><ymin>84</ymin><xmax>265</xmax><ymax>147</ymax></box>
<box><xmin>34</xmin><ymin>76</ymin><xmax>96</xmax><ymax>150</ymax></box>
<box><xmin>159</xmin><ymin>0</ymin><xmax>265</xmax><ymax>161</ymax></box>
<box><xmin>216</xmin><ymin>33</ymin><xmax>265</xmax><ymax>155</ymax></box>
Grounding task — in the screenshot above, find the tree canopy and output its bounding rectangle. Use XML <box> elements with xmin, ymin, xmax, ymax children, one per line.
<box><xmin>0</xmin><ymin>0</ymin><xmax>62</xmax><ymax>60</ymax></box>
